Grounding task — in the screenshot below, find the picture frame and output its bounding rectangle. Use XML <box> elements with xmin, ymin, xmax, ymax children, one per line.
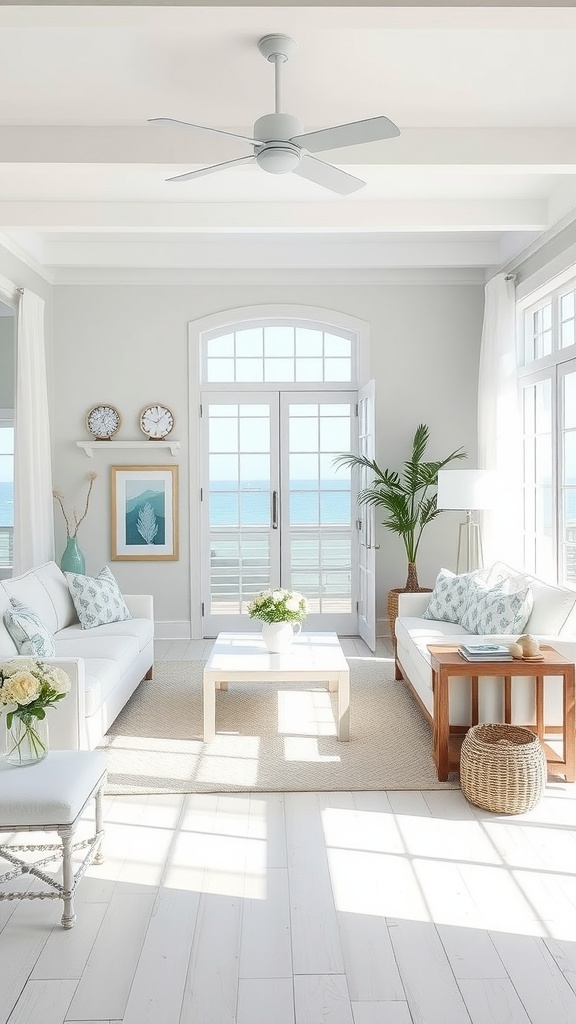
<box><xmin>110</xmin><ymin>465</ymin><xmax>179</xmax><ymax>561</ymax></box>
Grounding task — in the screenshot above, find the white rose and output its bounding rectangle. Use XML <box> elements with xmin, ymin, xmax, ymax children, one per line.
<box><xmin>286</xmin><ymin>597</ymin><xmax>299</xmax><ymax>612</ymax></box>
<box><xmin>1</xmin><ymin>657</ymin><xmax>38</xmax><ymax>677</ymax></box>
<box><xmin>272</xmin><ymin>590</ymin><xmax>283</xmax><ymax>603</ymax></box>
<box><xmin>45</xmin><ymin>666</ymin><xmax>71</xmax><ymax>695</ymax></box>
<box><xmin>2</xmin><ymin>671</ymin><xmax>41</xmax><ymax>706</ymax></box>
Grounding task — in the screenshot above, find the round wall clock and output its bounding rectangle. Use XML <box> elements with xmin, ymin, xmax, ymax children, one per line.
<box><xmin>86</xmin><ymin>404</ymin><xmax>121</xmax><ymax>440</ymax></box>
<box><xmin>140</xmin><ymin>404</ymin><xmax>174</xmax><ymax>440</ymax></box>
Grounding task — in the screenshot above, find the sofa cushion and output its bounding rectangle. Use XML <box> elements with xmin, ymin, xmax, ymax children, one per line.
<box><xmin>65</xmin><ymin>566</ymin><xmax>132</xmax><ymax>629</ymax></box>
<box><xmin>524</xmin><ymin>579</ymin><xmax>576</xmax><ymax>635</ymax></box>
<box><xmin>3</xmin><ymin>598</ymin><xmax>56</xmax><ymax>657</ymax></box>
<box><xmin>460</xmin><ymin>584</ymin><xmax>533</xmax><ymax>635</ymax></box>
<box><xmin>422</xmin><ymin>568</ymin><xmax>488</xmax><ymax>624</ymax></box>
<box><xmin>79</xmin><ymin>658</ymin><xmax>124</xmax><ymax>719</ymax></box>
<box><xmin>56</xmin><ymin>617</ymin><xmax>153</xmax><ymax>653</ymax></box>
<box><xmin>2</xmin><ymin>561</ymin><xmax>77</xmax><ymax>633</ymax></box>
<box><xmin>53</xmin><ymin>635</ymin><xmax>140</xmax><ymax>717</ymax></box>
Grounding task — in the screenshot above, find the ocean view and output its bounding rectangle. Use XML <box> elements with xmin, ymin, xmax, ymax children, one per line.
<box><xmin>0</xmin><ymin>481</ymin><xmax>13</xmax><ymax>528</ymax></box>
<box><xmin>210</xmin><ymin>481</ymin><xmax>351</xmax><ymax>527</ymax></box>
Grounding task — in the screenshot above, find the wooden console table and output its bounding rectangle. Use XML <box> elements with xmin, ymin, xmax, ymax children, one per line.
<box><xmin>428</xmin><ymin>645</ymin><xmax>575</xmax><ymax>782</ymax></box>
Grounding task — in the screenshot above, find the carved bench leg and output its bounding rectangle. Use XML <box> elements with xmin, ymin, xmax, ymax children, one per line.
<box><xmin>59</xmin><ymin>825</ymin><xmax>77</xmax><ymax>929</ymax></box>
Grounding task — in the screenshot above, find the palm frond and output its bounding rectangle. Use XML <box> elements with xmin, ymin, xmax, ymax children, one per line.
<box><xmin>336</xmin><ymin>425</ymin><xmax>468</xmax><ymax>576</ymax></box>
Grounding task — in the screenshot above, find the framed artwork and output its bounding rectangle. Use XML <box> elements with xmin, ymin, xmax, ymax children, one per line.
<box><xmin>110</xmin><ymin>465</ymin><xmax>179</xmax><ymax>561</ymax></box>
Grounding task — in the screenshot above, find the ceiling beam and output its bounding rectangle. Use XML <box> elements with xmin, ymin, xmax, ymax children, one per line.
<box><xmin>0</xmin><ymin>199</ymin><xmax>547</xmax><ymax>232</ymax></box>
<box><xmin>0</xmin><ymin>127</ymin><xmax>575</xmax><ymax>168</ymax></box>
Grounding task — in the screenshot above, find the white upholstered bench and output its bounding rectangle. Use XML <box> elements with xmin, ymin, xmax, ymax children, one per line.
<box><xmin>0</xmin><ymin>750</ymin><xmax>106</xmax><ymax>928</ymax></box>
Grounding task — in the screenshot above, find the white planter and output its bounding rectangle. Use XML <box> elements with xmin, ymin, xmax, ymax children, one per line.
<box><xmin>261</xmin><ymin>620</ymin><xmax>302</xmax><ymax>653</ymax></box>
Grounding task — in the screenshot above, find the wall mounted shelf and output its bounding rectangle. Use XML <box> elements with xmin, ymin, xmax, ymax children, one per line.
<box><xmin>76</xmin><ymin>440</ymin><xmax>181</xmax><ymax>458</ymax></box>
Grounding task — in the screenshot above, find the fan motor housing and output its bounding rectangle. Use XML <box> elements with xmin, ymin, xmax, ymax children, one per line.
<box><xmin>253</xmin><ymin>113</ymin><xmax>303</xmax><ymax>144</ymax></box>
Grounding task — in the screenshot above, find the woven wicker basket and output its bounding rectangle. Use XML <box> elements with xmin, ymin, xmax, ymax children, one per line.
<box><xmin>460</xmin><ymin>723</ymin><xmax>547</xmax><ymax>815</ymax></box>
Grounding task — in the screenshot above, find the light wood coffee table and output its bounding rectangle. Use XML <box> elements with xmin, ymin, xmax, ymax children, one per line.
<box><xmin>203</xmin><ymin>632</ymin><xmax>350</xmax><ymax>742</ymax></box>
<box><xmin>428</xmin><ymin>644</ymin><xmax>576</xmax><ymax>782</ymax></box>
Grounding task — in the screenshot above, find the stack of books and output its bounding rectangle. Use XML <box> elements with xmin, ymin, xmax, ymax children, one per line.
<box><xmin>458</xmin><ymin>642</ymin><xmax>514</xmax><ymax>663</ymax></box>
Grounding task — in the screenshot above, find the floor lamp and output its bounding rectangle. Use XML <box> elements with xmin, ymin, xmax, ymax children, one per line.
<box><xmin>436</xmin><ymin>469</ymin><xmax>497</xmax><ymax>573</ymax></box>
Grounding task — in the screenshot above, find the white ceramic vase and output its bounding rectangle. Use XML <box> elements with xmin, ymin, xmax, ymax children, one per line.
<box><xmin>261</xmin><ymin>620</ymin><xmax>302</xmax><ymax>653</ymax></box>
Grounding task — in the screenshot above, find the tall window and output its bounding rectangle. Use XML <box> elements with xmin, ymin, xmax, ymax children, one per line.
<box><xmin>519</xmin><ymin>278</ymin><xmax>576</xmax><ymax>586</ymax></box>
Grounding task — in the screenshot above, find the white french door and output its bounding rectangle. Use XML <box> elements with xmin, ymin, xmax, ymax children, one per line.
<box><xmin>200</xmin><ymin>390</ymin><xmax>358</xmax><ymax>636</ymax></box>
<box><xmin>356</xmin><ymin>381</ymin><xmax>376</xmax><ymax>651</ymax></box>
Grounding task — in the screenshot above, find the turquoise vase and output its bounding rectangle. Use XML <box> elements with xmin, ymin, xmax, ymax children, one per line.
<box><xmin>60</xmin><ymin>536</ymin><xmax>85</xmax><ymax>575</ymax></box>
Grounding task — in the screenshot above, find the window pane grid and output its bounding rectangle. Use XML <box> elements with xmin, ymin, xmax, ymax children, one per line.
<box><xmin>204</xmin><ymin>323</ymin><xmax>354</xmax><ymax>384</ymax></box>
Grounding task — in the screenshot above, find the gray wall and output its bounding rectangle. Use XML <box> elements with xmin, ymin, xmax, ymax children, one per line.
<box><xmin>51</xmin><ymin>273</ymin><xmax>485</xmax><ymax>635</ymax></box>
<box><xmin>0</xmin><ymin>315</ymin><xmax>15</xmax><ymax>409</ymax></box>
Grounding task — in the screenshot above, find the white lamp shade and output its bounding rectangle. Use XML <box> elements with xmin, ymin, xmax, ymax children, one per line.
<box><xmin>436</xmin><ymin>469</ymin><xmax>497</xmax><ymax>511</ymax></box>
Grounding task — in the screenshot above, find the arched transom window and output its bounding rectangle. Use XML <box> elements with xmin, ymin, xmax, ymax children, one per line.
<box><xmin>202</xmin><ymin>320</ymin><xmax>355</xmax><ymax>386</ymax></box>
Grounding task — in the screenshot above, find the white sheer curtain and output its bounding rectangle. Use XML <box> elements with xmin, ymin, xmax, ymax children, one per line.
<box><xmin>12</xmin><ymin>289</ymin><xmax>54</xmax><ymax>574</ymax></box>
<box><xmin>477</xmin><ymin>273</ymin><xmax>522</xmax><ymax>568</ymax></box>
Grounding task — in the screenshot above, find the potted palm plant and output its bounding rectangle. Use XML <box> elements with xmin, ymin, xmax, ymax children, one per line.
<box><xmin>335</xmin><ymin>424</ymin><xmax>467</xmax><ymax>633</ymax></box>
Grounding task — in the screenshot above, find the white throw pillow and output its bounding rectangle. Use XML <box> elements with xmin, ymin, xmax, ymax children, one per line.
<box><xmin>422</xmin><ymin>568</ymin><xmax>490</xmax><ymax>624</ymax></box>
<box><xmin>460</xmin><ymin>584</ymin><xmax>533</xmax><ymax>635</ymax></box>
<box><xmin>2</xmin><ymin>597</ymin><xmax>56</xmax><ymax>656</ymax></box>
<box><xmin>65</xmin><ymin>566</ymin><xmax>132</xmax><ymax>630</ymax></box>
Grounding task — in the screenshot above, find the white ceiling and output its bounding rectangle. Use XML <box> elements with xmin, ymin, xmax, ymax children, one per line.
<box><xmin>2</xmin><ymin>4</ymin><xmax>576</xmax><ymax>278</ymax></box>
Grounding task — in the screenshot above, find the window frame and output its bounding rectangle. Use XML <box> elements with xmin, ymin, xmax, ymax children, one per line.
<box><xmin>518</xmin><ymin>274</ymin><xmax>576</xmax><ymax>587</ymax></box>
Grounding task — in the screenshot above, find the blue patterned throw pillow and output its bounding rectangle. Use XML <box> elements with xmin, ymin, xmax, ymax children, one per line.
<box><xmin>3</xmin><ymin>598</ymin><xmax>56</xmax><ymax>656</ymax></box>
<box><xmin>422</xmin><ymin>568</ymin><xmax>486</xmax><ymax>624</ymax></box>
<box><xmin>460</xmin><ymin>584</ymin><xmax>533</xmax><ymax>635</ymax></box>
<box><xmin>65</xmin><ymin>566</ymin><xmax>132</xmax><ymax>630</ymax></box>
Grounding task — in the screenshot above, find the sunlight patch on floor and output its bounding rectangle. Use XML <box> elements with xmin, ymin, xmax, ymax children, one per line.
<box><xmin>277</xmin><ymin>689</ymin><xmax>336</xmax><ymax>736</ymax></box>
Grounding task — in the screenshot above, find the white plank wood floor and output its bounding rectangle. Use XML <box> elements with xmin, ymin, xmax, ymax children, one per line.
<box><xmin>3</xmin><ymin>637</ymin><xmax>576</xmax><ymax>1024</ymax></box>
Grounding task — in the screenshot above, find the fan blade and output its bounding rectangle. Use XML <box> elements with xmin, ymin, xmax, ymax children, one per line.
<box><xmin>149</xmin><ymin>117</ymin><xmax>257</xmax><ymax>147</ymax></box>
<box><xmin>166</xmin><ymin>155</ymin><xmax>256</xmax><ymax>182</ymax></box>
<box><xmin>294</xmin><ymin>154</ymin><xmax>365</xmax><ymax>195</ymax></box>
<box><xmin>291</xmin><ymin>115</ymin><xmax>400</xmax><ymax>154</ymax></box>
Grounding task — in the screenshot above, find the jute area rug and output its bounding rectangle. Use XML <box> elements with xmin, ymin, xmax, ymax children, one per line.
<box><xmin>99</xmin><ymin>657</ymin><xmax>459</xmax><ymax>795</ymax></box>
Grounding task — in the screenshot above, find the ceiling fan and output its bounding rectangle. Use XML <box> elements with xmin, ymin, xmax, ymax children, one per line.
<box><xmin>149</xmin><ymin>34</ymin><xmax>400</xmax><ymax>195</ymax></box>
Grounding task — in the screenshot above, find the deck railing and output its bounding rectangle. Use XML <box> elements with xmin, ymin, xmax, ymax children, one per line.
<box><xmin>0</xmin><ymin>526</ymin><xmax>14</xmax><ymax>572</ymax></box>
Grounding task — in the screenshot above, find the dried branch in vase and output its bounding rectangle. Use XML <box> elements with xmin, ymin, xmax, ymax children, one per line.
<box><xmin>53</xmin><ymin>472</ymin><xmax>97</xmax><ymax>538</ymax></box>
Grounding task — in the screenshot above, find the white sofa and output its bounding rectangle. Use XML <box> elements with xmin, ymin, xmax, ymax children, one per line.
<box><xmin>395</xmin><ymin>564</ymin><xmax>576</xmax><ymax>734</ymax></box>
<box><xmin>0</xmin><ymin>561</ymin><xmax>154</xmax><ymax>750</ymax></box>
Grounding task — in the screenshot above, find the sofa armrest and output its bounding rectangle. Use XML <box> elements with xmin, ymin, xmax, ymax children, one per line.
<box><xmin>44</xmin><ymin>658</ymin><xmax>86</xmax><ymax>750</ymax></box>
<box><xmin>123</xmin><ymin>594</ymin><xmax>154</xmax><ymax>622</ymax></box>
<box><xmin>397</xmin><ymin>592</ymin><xmax>432</xmax><ymax>617</ymax></box>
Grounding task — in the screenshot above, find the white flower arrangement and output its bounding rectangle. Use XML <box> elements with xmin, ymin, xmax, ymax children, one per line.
<box><xmin>247</xmin><ymin>588</ymin><xmax>308</xmax><ymax>624</ymax></box>
<box><xmin>0</xmin><ymin>659</ymin><xmax>71</xmax><ymax>763</ymax></box>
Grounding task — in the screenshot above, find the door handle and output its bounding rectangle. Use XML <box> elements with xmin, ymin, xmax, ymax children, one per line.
<box><xmin>272</xmin><ymin>490</ymin><xmax>278</xmax><ymax>529</ymax></box>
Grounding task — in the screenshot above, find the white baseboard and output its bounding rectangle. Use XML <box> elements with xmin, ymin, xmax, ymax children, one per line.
<box><xmin>155</xmin><ymin>620</ymin><xmax>192</xmax><ymax>639</ymax></box>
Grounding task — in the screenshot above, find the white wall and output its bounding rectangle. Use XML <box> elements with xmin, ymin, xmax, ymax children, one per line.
<box><xmin>51</xmin><ymin>270</ymin><xmax>485</xmax><ymax>636</ymax></box>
